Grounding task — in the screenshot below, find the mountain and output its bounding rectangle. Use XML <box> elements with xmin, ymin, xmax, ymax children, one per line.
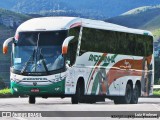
<box><xmin>0</xmin><ymin>8</ymin><xmax>30</xmax><ymax>88</ymax></box>
<box><xmin>106</xmin><ymin>6</ymin><xmax>160</xmax><ymax>41</ymax></box>
<box><xmin>106</xmin><ymin>6</ymin><xmax>160</xmax><ymax>84</ymax></box>
<box><xmin>0</xmin><ymin>0</ymin><xmax>160</xmax><ymax>19</ymax></box>
<box><xmin>106</xmin><ymin>6</ymin><xmax>160</xmax><ymax>29</ymax></box>
<box><xmin>0</xmin><ymin>8</ymin><xmax>30</xmax><ymax>29</ymax></box>
<box><xmin>37</xmin><ymin>10</ymin><xmax>105</xmax><ymax>20</ymax></box>
<box><xmin>0</xmin><ymin>8</ymin><xmax>30</xmax><ymax>41</ymax></box>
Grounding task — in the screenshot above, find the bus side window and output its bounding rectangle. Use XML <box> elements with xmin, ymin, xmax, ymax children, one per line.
<box><xmin>67</xmin><ymin>27</ymin><xmax>80</xmax><ymax>66</ymax></box>
<box><xmin>67</xmin><ymin>42</ymin><xmax>77</xmax><ymax>66</ymax></box>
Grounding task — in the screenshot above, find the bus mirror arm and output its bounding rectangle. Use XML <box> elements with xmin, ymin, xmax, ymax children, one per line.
<box><xmin>66</xmin><ymin>60</ymin><xmax>71</xmax><ymax>67</ymax></box>
<box><xmin>62</xmin><ymin>36</ymin><xmax>75</xmax><ymax>55</ymax></box>
<box><xmin>3</xmin><ymin>37</ymin><xmax>14</xmax><ymax>54</ymax></box>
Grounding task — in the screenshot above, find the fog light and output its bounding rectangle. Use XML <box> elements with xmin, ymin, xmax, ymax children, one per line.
<box><xmin>13</xmin><ymin>87</ymin><xmax>18</xmax><ymax>92</ymax></box>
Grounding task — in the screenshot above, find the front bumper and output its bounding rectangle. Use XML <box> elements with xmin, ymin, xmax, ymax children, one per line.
<box><xmin>11</xmin><ymin>81</ymin><xmax>65</xmax><ymax>96</ymax></box>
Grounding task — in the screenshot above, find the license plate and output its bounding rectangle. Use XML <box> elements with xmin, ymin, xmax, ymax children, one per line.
<box><xmin>31</xmin><ymin>89</ymin><xmax>39</xmax><ymax>93</ymax></box>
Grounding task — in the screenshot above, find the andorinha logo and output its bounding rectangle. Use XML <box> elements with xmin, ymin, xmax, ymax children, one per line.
<box><xmin>88</xmin><ymin>54</ymin><xmax>116</xmax><ymax>63</ymax></box>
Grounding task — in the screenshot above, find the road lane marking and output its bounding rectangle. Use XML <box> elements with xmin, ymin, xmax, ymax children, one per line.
<box><xmin>13</xmin><ymin>117</ymin><xmax>28</xmax><ymax>120</ymax></box>
<box><xmin>152</xmin><ymin>104</ymin><xmax>160</xmax><ymax>111</ymax></box>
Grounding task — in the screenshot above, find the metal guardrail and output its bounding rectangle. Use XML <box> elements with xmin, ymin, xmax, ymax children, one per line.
<box><xmin>153</xmin><ymin>85</ymin><xmax>160</xmax><ymax>89</ymax></box>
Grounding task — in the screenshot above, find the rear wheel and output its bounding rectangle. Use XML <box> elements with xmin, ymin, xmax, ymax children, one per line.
<box><xmin>114</xmin><ymin>83</ymin><xmax>132</xmax><ymax>104</ymax></box>
<box><xmin>130</xmin><ymin>84</ymin><xmax>139</xmax><ymax>104</ymax></box>
<box><xmin>29</xmin><ymin>96</ymin><xmax>36</xmax><ymax>104</ymax></box>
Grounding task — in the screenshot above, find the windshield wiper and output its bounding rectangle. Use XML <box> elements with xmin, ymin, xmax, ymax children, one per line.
<box><xmin>21</xmin><ymin>49</ymin><xmax>35</xmax><ymax>74</ymax></box>
<box><xmin>35</xmin><ymin>33</ymin><xmax>49</xmax><ymax>74</ymax></box>
<box><xmin>21</xmin><ymin>33</ymin><xmax>49</xmax><ymax>75</ymax></box>
<box><xmin>39</xmin><ymin>52</ymin><xmax>49</xmax><ymax>74</ymax></box>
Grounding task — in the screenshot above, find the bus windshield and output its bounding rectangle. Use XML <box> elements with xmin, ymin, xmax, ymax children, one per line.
<box><xmin>12</xmin><ymin>30</ymin><xmax>67</xmax><ymax>73</ymax></box>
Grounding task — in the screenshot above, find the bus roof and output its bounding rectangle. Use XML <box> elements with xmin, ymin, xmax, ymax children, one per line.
<box><xmin>16</xmin><ymin>17</ymin><xmax>153</xmax><ymax>36</ymax></box>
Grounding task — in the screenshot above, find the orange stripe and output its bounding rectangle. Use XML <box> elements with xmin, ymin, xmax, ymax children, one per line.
<box><xmin>107</xmin><ymin>56</ymin><xmax>152</xmax><ymax>86</ymax></box>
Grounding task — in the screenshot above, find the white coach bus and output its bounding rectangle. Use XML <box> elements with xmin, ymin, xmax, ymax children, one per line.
<box><xmin>3</xmin><ymin>17</ymin><xmax>154</xmax><ymax>104</ymax></box>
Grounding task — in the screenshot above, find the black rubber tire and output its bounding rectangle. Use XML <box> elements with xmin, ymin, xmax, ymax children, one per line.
<box><xmin>114</xmin><ymin>98</ymin><xmax>122</xmax><ymax>104</ymax></box>
<box><xmin>71</xmin><ymin>82</ymin><xmax>83</xmax><ymax>104</ymax></box>
<box><xmin>114</xmin><ymin>84</ymin><xmax>132</xmax><ymax>104</ymax></box>
<box><xmin>83</xmin><ymin>97</ymin><xmax>96</xmax><ymax>104</ymax></box>
<box><xmin>29</xmin><ymin>96</ymin><xmax>36</xmax><ymax>104</ymax></box>
<box><xmin>130</xmin><ymin>85</ymin><xmax>139</xmax><ymax>104</ymax></box>
<box><xmin>123</xmin><ymin>84</ymin><xmax>132</xmax><ymax>104</ymax></box>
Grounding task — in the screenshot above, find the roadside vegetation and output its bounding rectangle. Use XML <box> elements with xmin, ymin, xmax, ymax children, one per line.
<box><xmin>152</xmin><ymin>29</ymin><xmax>160</xmax><ymax>41</ymax></box>
<box><xmin>0</xmin><ymin>88</ymin><xmax>160</xmax><ymax>97</ymax></box>
<box><xmin>0</xmin><ymin>88</ymin><xmax>11</xmax><ymax>95</ymax></box>
<box><xmin>153</xmin><ymin>89</ymin><xmax>160</xmax><ymax>96</ymax></box>
<box><xmin>155</xmin><ymin>58</ymin><xmax>160</xmax><ymax>85</ymax></box>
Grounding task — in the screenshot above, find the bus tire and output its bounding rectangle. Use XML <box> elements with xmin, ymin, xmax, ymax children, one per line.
<box><xmin>83</xmin><ymin>97</ymin><xmax>96</xmax><ymax>104</ymax></box>
<box><xmin>130</xmin><ymin>84</ymin><xmax>139</xmax><ymax>104</ymax></box>
<box><xmin>71</xmin><ymin>82</ymin><xmax>81</xmax><ymax>104</ymax></box>
<box><xmin>29</xmin><ymin>96</ymin><xmax>36</xmax><ymax>104</ymax></box>
<box><xmin>114</xmin><ymin>83</ymin><xmax>132</xmax><ymax>104</ymax></box>
<box><xmin>122</xmin><ymin>83</ymin><xmax>132</xmax><ymax>104</ymax></box>
<box><xmin>113</xmin><ymin>98</ymin><xmax>121</xmax><ymax>104</ymax></box>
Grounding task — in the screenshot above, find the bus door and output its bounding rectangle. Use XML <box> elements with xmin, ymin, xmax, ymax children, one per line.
<box><xmin>65</xmin><ymin>41</ymin><xmax>77</xmax><ymax>94</ymax></box>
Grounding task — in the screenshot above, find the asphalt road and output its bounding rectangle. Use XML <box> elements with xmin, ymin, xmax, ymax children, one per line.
<box><xmin>0</xmin><ymin>97</ymin><xmax>160</xmax><ymax>120</ymax></box>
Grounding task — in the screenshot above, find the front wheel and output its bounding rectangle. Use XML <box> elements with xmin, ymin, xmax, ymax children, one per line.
<box><xmin>71</xmin><ymin>82</ymin><xmax>84</xmax><ymax>104</ymax></box>
<box><xmin>71</xmin><ymin>83</ymin><xmax>80</xmax><ymax>104</ymax></box>
<box><xmin>29</xmin><ymin>96</ymin><xmax>36</xmax><ymax>104</ymax></box>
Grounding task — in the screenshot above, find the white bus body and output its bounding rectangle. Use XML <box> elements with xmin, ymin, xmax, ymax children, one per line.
<box><xmin>3</xmin><ymin>17</ymin><xmax>154</xmax><ymax>104</ymax></box>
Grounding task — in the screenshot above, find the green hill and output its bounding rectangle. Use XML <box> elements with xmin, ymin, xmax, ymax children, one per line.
<box><xmin>107</xmin><ymin>6</ymin><xmax>160</xmax><ymax>29</ymax></box>
<box><xmin>0</xmin><ymin>8</ymin><xmax>30</xmax><ymax>42</ymax></box>
<box><xmin>0</xmin><ymin>8</ymin><xmax>30</xmax><ymax>88</ymax></box>
<box><xmin>106</xmin><ymin>5</ymin><xmax>160</xmax><ymax>41</ymax></box>
<box><xmin>141</xmin><ymin>15</ymin><xmax>160</xmax><ymax>30</ymax></box>
<box><xmin>107</xmin><ymin>6</ymin><xmax>160</xmax><ymax>84</ymax></box>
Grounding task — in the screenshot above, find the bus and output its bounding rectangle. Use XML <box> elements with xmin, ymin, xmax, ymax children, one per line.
<box><xmin>3</xmin><ymin>17</ymin><xmax>154</xmax><ymax>104</ymax></box>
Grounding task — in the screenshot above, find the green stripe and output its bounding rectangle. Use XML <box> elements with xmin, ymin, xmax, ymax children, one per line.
<box><xmin>91</xmin><ymin>54</ymin><xmax>118</xmax><ymax>94</ymax></box>
<box><xmin>86</xmin><ymin>58</ymin><xmax>100</xmax><ymax>87</ymax></box>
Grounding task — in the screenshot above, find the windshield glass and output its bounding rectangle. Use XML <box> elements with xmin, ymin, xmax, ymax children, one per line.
<box><xmin>12</xmin><ymin>30</ymin><xmax>67</xmax><ymax>73</ymax></box>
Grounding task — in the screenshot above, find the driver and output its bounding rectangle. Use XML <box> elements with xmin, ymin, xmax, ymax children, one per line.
<box><xmin>47</xmin><ymin>50</ymin><xmax>64</xmax><ymax>70</ymax></box>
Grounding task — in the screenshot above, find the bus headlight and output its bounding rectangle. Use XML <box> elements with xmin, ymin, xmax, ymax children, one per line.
<box><xmin>11</xmin><ymin>78</ymin><xmax>21</xmax><ymax>83</ymax></box>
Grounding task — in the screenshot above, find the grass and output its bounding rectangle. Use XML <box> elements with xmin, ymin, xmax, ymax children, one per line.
<box><xmin>152</xmin><ymin>29</ymin><xmax>160</xmax><ymax>41</ymax></box>
<box><xmin>153</xmin><ymin>89</ymin><xmax>160</xmax><ymax>96</ymax></box>
<box><xmin>0</xmin><ymin>88</ymin><xmax>11</xmax><ymax>95</ymax></box>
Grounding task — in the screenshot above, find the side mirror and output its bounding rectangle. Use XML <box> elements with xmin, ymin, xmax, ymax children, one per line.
<box><xmin>62</xmin><ymin>36</ymin><xmax>75</xmax><ymax>55</ymax></box>
<box><xmin>3</xmin><ymin>37</ymin><xmax>14</xmax><ymax>54</ymax></box>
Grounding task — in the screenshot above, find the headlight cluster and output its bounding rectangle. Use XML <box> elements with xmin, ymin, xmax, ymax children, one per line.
<box><xmin>11</xmin><ymin>78</ymin><xmax>21</xmax><ymax>83</ymax></box>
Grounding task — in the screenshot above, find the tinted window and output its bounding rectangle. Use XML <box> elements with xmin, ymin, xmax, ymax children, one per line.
<box><xmin>17</xmin><ymin>30</ymin><xmax>67</xmax><ymax>46</ymax></box>
<box><xmin>80</xmin><ymin>27</ymin><xmax>153</xmax><ymax>56</ymax></box>
<box><xmin>67</xmin><ymin>27</ymin><xmax>80</xmax><ymax>65</ymax></box>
